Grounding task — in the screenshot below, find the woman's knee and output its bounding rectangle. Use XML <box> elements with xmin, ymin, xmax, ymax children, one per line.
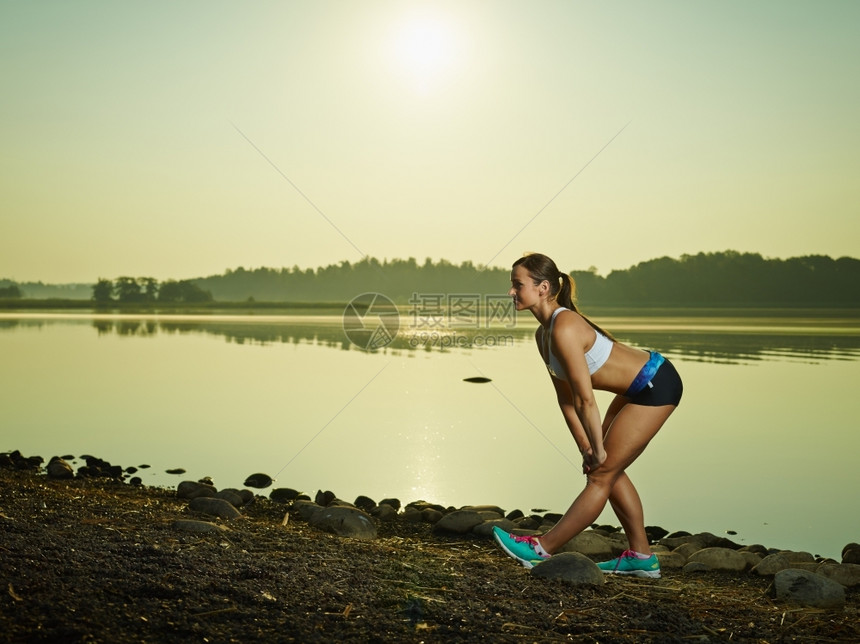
<box><xmin>585</xmin><ymin>468</ymin><xmax>621</xmax><ymax>492</ymax></box>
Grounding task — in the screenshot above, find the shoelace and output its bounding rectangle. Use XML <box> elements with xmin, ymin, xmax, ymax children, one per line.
<box><xmin>613</xmin><ymin>549</ymin><xmax>638</xmax><ymax>572</ymax></box>
<box><xmin>509</xmin><ymin>533</ymin><xmax>550</xmax><ymax>559</ymax></box>
<box><xmin>511</xmin><ymin>534</ymin><xmax>539</xmax><ymax>546</ymax></box>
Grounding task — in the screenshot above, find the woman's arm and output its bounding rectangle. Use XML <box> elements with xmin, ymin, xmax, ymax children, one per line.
<box><xmin>549</xmin><ymin>313</ymin><xmax>607</xmax><ymax>470</ymax></box>
<box><xmin>550</xmin><ymin>376</ymin><xmax>591</xmax><ymax>453</ymax></box>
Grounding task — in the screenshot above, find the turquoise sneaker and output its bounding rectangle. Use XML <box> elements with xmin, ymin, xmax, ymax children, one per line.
<box><xmin>492</xmin><ymin>526</ymin><xmax>550</xmax><ymax>569</ymax></box>
<box><xmin>597</xmin><ymin>549</ymin><xmax>661</xmax><ymax>578</ymax></box>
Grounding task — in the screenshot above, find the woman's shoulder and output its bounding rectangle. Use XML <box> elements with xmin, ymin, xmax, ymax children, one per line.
<box><xmin>551</xmin><ymin>308</ymin><xmax>588</xmax><ymax>336</ymax></box>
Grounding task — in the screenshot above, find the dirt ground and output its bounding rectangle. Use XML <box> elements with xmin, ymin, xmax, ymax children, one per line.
<box><xmin>1</xmin><ymin>468</ymin><xmax>857</xmax><ymax>643</ymax></box>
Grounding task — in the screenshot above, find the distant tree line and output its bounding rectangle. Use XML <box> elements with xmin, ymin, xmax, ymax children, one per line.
<box><xmin>0</xmin><ymin>280</ymin><xmax>92</xmax><ymax>300</ymax></box>
<box><xmin>190</xmin><ymin>251</ymin><xmax>859</xmax><ymax>308</ymax></box>
<box><xmin>0</xmin><ymin>284</ymin><xmax>22</xmax><ymax>299</ymax></box>
<box><xmin>91</xmin><ymin>277</ymin><xmax>213</xmax><ymax>304</ymax></box>
<box><xmin>4</xmin><ymin>251</ymin><xmax>859</xmax><ymax>307</ymax></box>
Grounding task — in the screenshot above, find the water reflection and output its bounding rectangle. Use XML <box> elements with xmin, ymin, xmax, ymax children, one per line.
<box><xmin>1</xmin><ymin>314</ymin><xmax>858</xmax><ymax>363</ymax></box>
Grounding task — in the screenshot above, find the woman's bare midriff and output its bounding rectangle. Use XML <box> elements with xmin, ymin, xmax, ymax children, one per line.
<box><xmin>590</xmin><ymin>341</ymin><xmax>651</xmax><ymax>395</ymax></box>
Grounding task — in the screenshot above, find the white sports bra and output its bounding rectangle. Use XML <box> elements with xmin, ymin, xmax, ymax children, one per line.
<box><xmin>544</xmin><ymin>307</ymin><xmax>613</xmax><ymax>378</ymax></box>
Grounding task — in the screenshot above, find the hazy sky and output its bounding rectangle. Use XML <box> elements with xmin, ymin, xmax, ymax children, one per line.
<box><xmin>2</xmin><ymin>1</ymin><xmax>858</xmax><ymax>283</ymax></box>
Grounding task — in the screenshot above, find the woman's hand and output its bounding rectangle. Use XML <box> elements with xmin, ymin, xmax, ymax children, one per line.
<box><xmin>581</xmin><ymin>446</ymin><xmax>607</xmax><ymax>474</ymax></box>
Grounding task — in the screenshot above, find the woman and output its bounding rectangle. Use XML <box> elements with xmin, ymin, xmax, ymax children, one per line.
<box><xmin>492</xmin><ymin>253</ymin><xmax>683</xmax><ymax>578</ymax></box>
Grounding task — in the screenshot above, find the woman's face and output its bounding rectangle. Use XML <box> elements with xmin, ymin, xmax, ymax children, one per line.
<box><xmin>509</xmin><ymin>264</ymin><xmax>545</xmax><ymax>310</ymax></box>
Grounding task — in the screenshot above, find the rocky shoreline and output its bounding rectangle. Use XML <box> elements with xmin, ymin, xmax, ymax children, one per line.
<box><xmin>2</xmin><ymin>451</ymin><xmax>858</xmax><ymax>642</ymax></box>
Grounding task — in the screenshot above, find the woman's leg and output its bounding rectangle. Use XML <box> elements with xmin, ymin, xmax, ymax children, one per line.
<box><xmin>608</xmin><ymin>472</ymin><xmax>649</xmax><ymax>553</ymax></box>
<box><xmin>537</xmin><ymin>403</ymin><xmax>676</xmax><ymax>554</ymax></box>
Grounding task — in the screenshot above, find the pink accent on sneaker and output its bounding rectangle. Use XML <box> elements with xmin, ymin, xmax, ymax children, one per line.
<box><xmin>511</xmin><ymin>534</ymin><xmax>549</xmax><ymax>558</ymax></box>
<box><xmin>511</xmin><ymin>534</ymin><xmax>539</xmax><ymax>545</ymax></box>
<box><xmin>612</xmin><ymin>549</ymin><xmax>637</xmax><ymax>571</ymax></box>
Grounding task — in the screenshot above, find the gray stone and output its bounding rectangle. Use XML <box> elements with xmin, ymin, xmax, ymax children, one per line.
<box><xmin>421</xmin><ymin>508</ymin><xmax>443</xmax><ymax>524</ymax></box>
<box><xmin>740</xmin><ymin>551</ymin><xmax>763</xmax><ymax>569</ymax></box>
<box><xmin>215</xmin><ymin>489</ymin><xmax>245</xmax><ymax>508</ymax></box>
<box><xmin>369</xmin><ymin>503</ymin><xmax>398</xmax><ymax>521</ymax></box>
<box><xmin>556</xmin><ymin>531</ymin><xmax>614</xmax><ymax>560</ymax></box>
<box><xmin>773</xmin><ymin>569</ymin><xmax>845</xmax><ymax>609</ymax></box>
<box><xmin>472</xmin><ymin>518</ymin><xmax>516</xmax><ymax>537</ymax></box>
<box><xmin>177</xmin><ymin>480</ymin><xmax>217</xmax><ymax>500</ymax></box>
<box><xmin>172</xmin><ymin>519</ymin><xmax>228</xmax><ymax>534</ymax></box>
<box><xmin>46</xmin><ymin>458</ymin><xmax>74</xmax><ymax>479</ymax></box>
<box><xmin>353</xmin><ymin>495</ymin><xmax>376</xmax><ymax>511</ymax></box>
<box><xmin>293</xmin><ymin>500</ymin><xmax>323</xmax><ymax>522</ymax></box>
<box><xmin>188</xmin><ymin>496</ymin><xmax>242</xmax><ymax>520</ymax></box>
<box><xmin>432</xmin><ymin>510</ymin><xmax>483</xmax><ymax>535</ymax></box>
<box><xmin>270</xmin><ymin>487</ymin><xmax>301</xmax><ymax>503</ymax></box>
<box><xmin>530</xmin><ymin>552</ymin><xmax>604</xmax><ymax>586</ymax></box>
<box><xmin>513</xmin><ymin>516</ymin><xmax>541</xmax><ymax>530</ymax></box>
<box><xmin>673</xmin><ymin>542</ymin><xmax>703</xmax><ymax>560</ymax></box>
<box><xmin>461</xmin><ymin>504</ymin><xmax>505</xmax><ymax>517</ymax></box>
<box><xmin>315</xmin><ymin>490</ymin><xmax>336</xmax><ymax>506</ymax></box>
<box><xmin>309</xmin><ymin>506</ymin><xmax>377</xmax><ymax>540</ymax></box>
<box><xmin>401</xmin><ymin>507</ymin><xmax>423</xmax><ymax>523</ymax></box>
<box><xmin>816</xmin><ymin>563</ymin><xmax>860</xmax><ymax>588</ymax></box>
<box><xmin>779</xmin><ymin>550</ymin><xmax>816</xmax><ymax>564</ymax></box>
<box><xmin>842</xmin><ymin>548</ymin><xmax>860</xmax><ymax>565</ymax></box>
<box><xmin>660</xmin><ymin>531</ymin><xmax>734</xmax><ymax>552</ymax></box>
<box><xmin>682</xmin><ymin>561</ymin><xmax>713</xmax><ymax>574</ymax></box>
<box><xmin>752</xmin><ymin>553</ymin><xmax>794</xmax><ymax>576</ymax></box>
<box><xmin>739</xmin><ymin>544</ymin><xmax>769</xmax><ymax>557</ymax></box>
<box><xmin>656</xmin><ymin>551</ymin><xmax>686</xmax><ymax>570</ymax></box>
<box><xmin>687</xmin><ymin>547</ymin><xmax>748</xmax><ymax>572</ymax></box>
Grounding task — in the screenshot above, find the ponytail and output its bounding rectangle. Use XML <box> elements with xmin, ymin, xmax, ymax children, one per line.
<box><xmin>513</xmin><ymin>253</ymin><xmax>614</xmax><ymax>341</ymax></box>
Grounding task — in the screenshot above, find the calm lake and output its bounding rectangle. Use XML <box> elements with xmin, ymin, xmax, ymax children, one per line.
<box><xmin>2</xmin><ymin>310</ymin><xmax>858</xmax><ymax>560</ymax></box>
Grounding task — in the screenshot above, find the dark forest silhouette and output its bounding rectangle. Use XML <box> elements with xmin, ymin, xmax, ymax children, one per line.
<box><xmin>182</xmin><ymin>251</ymin><xmax>860</xmax><ymax>307</ymax></box>
<box><xmin>1</xmin><ymin>251</ymin><xmax>858</xmax><ymax>307</ymax></box>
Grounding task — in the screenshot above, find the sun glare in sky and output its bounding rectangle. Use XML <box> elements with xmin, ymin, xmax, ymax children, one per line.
<box><xmin>389</xmin><ymin>10</ymin><xmax>463</xmax><ymax>95</ymax></box>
